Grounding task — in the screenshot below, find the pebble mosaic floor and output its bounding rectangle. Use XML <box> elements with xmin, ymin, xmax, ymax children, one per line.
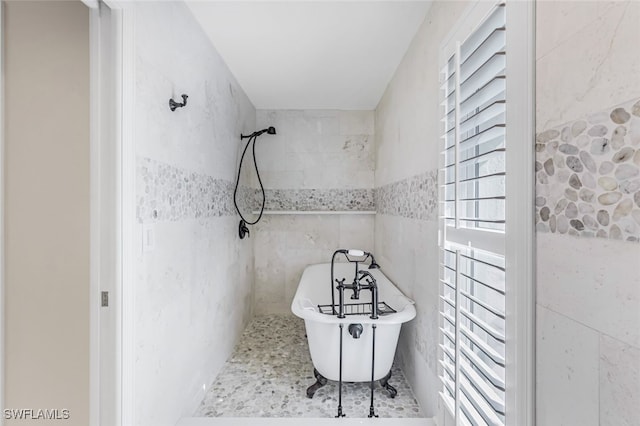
<box><xmin>195</xmin><ymin>314</ymin><xmax>423</xmax><ymax>418</ymax></box>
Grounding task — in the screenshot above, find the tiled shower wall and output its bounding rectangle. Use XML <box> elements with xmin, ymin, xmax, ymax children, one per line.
<box><xmin>134</xmin><ymin>2</ymin><xmax>256</xmax><ymax>425</ymax></box>
<box><xmin>251</xmin><ymin>110</ymin><xmax>375</xmax><ymax>314</ymax></box>
<box><xmin>535</xmin><ymin>98</ymin><xmax>640</xmax><ymax>241</ymax></box>
<box><xmin>374</xmin><ymin>1</ymin><xmax>469</xmax><ymax>417</ymax></box>
<box><xmin>129</xmin><ymin>2</ymin><xmax>640</xmax><ymax>425</ymax></box>
<box><xmin>535</xmin><ymin>1</ymin><xmax>640</xmax><ymax>425</ymax></box>
<box><xmin>374</xmin><ymin>0</ymin><xmax>640</xmax><ymax>421</ymax></box>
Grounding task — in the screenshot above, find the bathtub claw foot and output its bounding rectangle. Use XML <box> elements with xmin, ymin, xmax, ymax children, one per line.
<box><xmin>383</xmin><ymin>382</ymin><xmax>398</xmax><ymax>398</ymax></box>
<box><xmin>380</xmin><ymin>371</ymin><xmax>398</xmax><ymax>398</ymax></box>
<box><xmin>306</xmin><ymin>368</ymin><xmax>328</xmax><ymax>398</ymax></box>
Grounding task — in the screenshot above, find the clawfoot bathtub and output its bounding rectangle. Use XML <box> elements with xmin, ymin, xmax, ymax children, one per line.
<box><xmin>291</xmin><ymin>262</ymin><xmax>416</xmax><ymax>399</ymax></box>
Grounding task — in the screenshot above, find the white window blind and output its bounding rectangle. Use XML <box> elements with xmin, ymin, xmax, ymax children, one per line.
<box><xmin>439</xmin><ymin>3</ymin><xmax>508</xmax><ymax>426</ymax></box>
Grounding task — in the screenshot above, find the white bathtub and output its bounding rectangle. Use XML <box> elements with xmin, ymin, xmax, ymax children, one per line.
<box><xmin>291</xmin><ymin>262</ymin><xmax>416</xmax><ymax>384</ymax></box>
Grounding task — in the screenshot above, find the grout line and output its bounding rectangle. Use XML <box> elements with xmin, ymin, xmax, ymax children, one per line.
<box><xmin>536</xmin><ymin>303</ymin><xmax>640</xmax><ymax>351</ymax></box>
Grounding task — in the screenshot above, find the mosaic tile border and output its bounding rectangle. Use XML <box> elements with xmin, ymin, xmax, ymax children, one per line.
<box><xmin>137</xmin><ymin>159</ymin><xmax>439</xmax><ymax>221</ymax></box>
<box><xmin>236</xmin><ymin>185</ymin><xmax>257</xmax><ymax>217</ymax></box>
<box><xmin>535</xmin><ymin>98</ymin><xmax>640</xmax><ymax>242</ymax></box>
<box><xmin>374</xmin><ymin>170</ymin><xmax>438</xmax><ymax>221</ymax></box>
<box><xmin>263</xmin><ymin>188</ymin><xmax>375</xmax><ymax>211</ymax></box>
<box><xmin>137</xmin><ymin>157</ymin><xmax>242</xmax><ymax>222</ymax></box>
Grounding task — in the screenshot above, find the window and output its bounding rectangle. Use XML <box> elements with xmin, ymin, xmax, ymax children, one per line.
<box><xmin>438</xmin><ymin>1</ymin><xmax>534</xmax><ymax>425</ymax></box>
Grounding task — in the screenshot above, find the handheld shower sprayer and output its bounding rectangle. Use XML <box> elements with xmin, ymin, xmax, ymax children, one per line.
<box><xmin>234</xmin><ymin>126</ymin><xmax>277</xmax><ymax>239</ymax></box>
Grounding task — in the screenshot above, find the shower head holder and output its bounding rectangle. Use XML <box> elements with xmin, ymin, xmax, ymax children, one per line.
<box><xmin>241</xmin><ymin>126</ymin><xmax>277</xmax><ymax>139</ymax></box>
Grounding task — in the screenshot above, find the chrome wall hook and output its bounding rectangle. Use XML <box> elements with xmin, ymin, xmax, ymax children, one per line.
<box><xmin>169</xmin><ymin>94</ymin><xmax>188</xmax><ymax>111</ymax></box>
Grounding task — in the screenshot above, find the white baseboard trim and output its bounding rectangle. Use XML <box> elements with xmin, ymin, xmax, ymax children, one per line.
<box><xmin>177</xmin><ymin>417</ymin><xmax>436</xmax><ymax>426</ymax></box>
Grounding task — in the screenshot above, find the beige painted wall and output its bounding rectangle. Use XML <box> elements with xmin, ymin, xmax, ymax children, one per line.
<box><xmin>4</xmin><ymin>1</ymin><xmax>90</xmax><ymax>424</ymax></box>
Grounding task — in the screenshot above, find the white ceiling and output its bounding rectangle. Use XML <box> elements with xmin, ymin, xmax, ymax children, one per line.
<box><xmin>186</xmin><ymin>1</ymin><xmax>432</xmax><ymax>110</ymax></box>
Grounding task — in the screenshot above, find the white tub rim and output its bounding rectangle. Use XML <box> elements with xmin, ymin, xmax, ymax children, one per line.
<box><xmin>291</xmin><ymin>263</ymin><xmax>416</xmax><ymax>326</ymax></box>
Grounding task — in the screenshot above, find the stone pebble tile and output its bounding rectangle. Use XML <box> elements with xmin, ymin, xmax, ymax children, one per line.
<box><xmin>138</xmin><ymin>155</ymin><xmax>438</xmax><ymax>221</ymax></box>
<box><xmin>374</xmin><ymin>170</ymin><xmax>438</xmax><ymax>221</ymax></box>
<box><xmin>137</xmin><ymin>157</ymin><xmax>377</xmax><ymax>220</ymax></box>
<box><xmin>137</xmin><ymin>157</ymin><xmax>247</xmax><ymax>222</ymax></box>
<box><xmin>536</xmin><ymin>98</ymin><xmax>640</xmax><ymax>242</ymax></box>
<box><xmin>263</xmin><ymin>188</ymin><xmax>375</xmax><ymax>211</ymax></box>
<box><xmin>195</xmin><ymin>314</ymin><xmax>423</xmax><ymax>418</ymax></box>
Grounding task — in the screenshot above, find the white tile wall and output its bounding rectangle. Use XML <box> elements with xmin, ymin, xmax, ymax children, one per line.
<box><xmin>536</xmin><ymin>0</ymin><xmax>640</xmax><ymax>132</ymax></box>
<box><xmin>536</xmin><ymin>1</ymin><xmax>623</xmax><ymax>61</ymax></box>
<box><xmin>375</xmin><ymin>1</ymin><xmax>469</xmax><ymax>188</ymax></box>
<box><xmin>253</xmin><ymin>214</ymin><xmax>374</xmax><ymax>315</ymax></box>
<box><xmin>135</xmin><ymin>8</ymin><xmax>250</xmax><ymax>179</ymax></box>
<box><xmin>535</xmin><ymin>306</ymin><xmax>640</xmax><ymax>426</ymax></box>
<box><xmin>135</xmin><ymin>217</ymin><xmax>254</xmax><ymax>423</ymax></box>
<box><xmin>536</xmin><ymin>306</ymin><xmax>600</xmax><ymax>426</ymax></box>
<box><xmin>134</xmin><ymin>2</ymin><xmax>256</xmax><ymax>425</ymax></box>
<box><xmin>130</xmin><ymin>1</ymin><xmax>640</xmax><ymax>424</ymax></box>
<box><xmin>599</xmin><ymin>335</ymin><xmax>640</xmax><ymax>426</ymax></box>
<box><xmin>251</xmin><ymin>110</ymin><xmax>376</xmax><ymax>314</ymax></box>
<box><xmin>254</xmin><ymin>110</ymin><xmax>374</xmax><ymax>190</ymax></box>
<box><xmin>537</xmin><ymin>233</ymin><xmax>640</xmax><ymax>349</ymax></box>
<box><xmin>375</xmin><ymin>214</ymin><xmax>440</xmax><ymax>415</ymax></box>
<box><xmin>536</xmin><ymin>1</ymin><xmax>640</xmax><ymax>424</ymax></box>
<box><xmin>373</xmin><ymin>0</ymin><xmax>469</xmax><ymax>417</ymax></box>
<box><xmin>374</xmin><ymin>0</ymin><xmax>640</xmax><ymax>421</ymax></box>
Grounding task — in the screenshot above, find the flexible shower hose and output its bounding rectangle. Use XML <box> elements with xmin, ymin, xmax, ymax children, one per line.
<box><xmin>233</xmin><ymin>133</ymin><xmax>266</xmax><ymax>225</ymax></box>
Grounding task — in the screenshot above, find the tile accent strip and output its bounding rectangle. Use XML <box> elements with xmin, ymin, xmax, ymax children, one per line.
<box><xmin>263</xmin><ymin>188</ymin><xmax>375</xmax><ymax>211</ymax></box>
<box><xmin>137</xmin><ymin>161</ymin><xmax>441</xmax><ymax>221</ymax></box>
<box><xmin>536</xmin><ymin>98</ymin><xmax>640</xmax><ymax>242</ymax></box>
<box><xmin>374</xmin><ymin>170</ymin><xmax>438</xmax><ymax>221</ymax></box>
<box><xmin>137</xmin><ymin>157</ymin><xmax>241</xmax><ymax>222</ymax></box>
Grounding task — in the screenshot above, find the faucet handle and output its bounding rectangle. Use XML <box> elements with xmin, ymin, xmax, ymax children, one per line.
<box><xmin>357</xmin><ymin>270</ymin><xmax>374</xmax><ymax>279</ymax></box>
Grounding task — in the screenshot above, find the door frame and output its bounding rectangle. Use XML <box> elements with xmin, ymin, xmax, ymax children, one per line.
<box><xmin>0</xmin><ymin>2</ymin><xmax>131</xmax><ymax>424</ymax></box>
<box><xmin>0</xmin><ymin>2</ymin><xmax>5</xmax><ymax>424</ymax></box>
<box><xmin>87</xmin><ymin>1</ymin><xmax>135</xmax><ymax>425</ymax></box>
